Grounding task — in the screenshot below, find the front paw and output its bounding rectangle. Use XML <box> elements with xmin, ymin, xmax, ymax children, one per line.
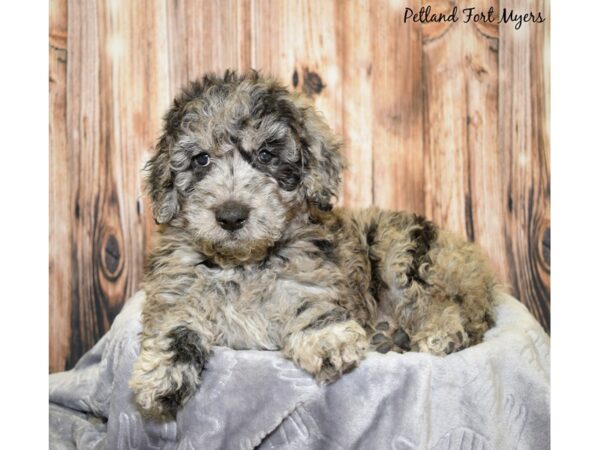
<box><xmin>129</xmin><ymin>359</ymin><xmax>201</xmax><ymax>418</ymax></box>
<box><xmin>285</xmin><ymin>321</ymin><xmax>368</xmax><ymax>382</ymax></box>
<box><xmin>130</xmin><ymin>327</ymin><xmax>209</xmax><ymax>417</ymax></box>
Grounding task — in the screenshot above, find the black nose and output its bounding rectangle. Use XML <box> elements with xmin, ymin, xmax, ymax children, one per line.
<box><xmin>215</xmin><ymin>201</ymin><xmax>250</xmax><ymax>231</ymax></box>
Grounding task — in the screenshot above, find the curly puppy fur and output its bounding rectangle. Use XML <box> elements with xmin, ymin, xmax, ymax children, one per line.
<box><xmin>130</xmin><ymin>71</ymin><xmax>498</xmax><ymax>417</ymax></box>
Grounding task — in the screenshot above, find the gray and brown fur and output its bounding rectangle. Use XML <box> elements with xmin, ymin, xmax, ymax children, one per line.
<box><xmin>130</xmin><ymin>71</ymin><xmax>498</xmax><ymax>417</ymax></box>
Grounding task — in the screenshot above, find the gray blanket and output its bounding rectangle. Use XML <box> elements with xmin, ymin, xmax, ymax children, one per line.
<box><xmin>49</xmin><ymin>291</ymin><xmax>550</xmax><ymax>449</ymax></box>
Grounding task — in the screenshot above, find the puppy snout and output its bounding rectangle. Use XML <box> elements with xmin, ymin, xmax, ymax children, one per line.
<box><xmin>215</xmin><ymin>201</ymin><xmax>250</xmax><ymax>231</ymax></box>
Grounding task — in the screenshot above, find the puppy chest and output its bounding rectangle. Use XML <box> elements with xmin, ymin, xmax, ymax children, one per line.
<box><xmin>198</xmin><ymin>268</ymin><xmax>284</xmax><ymax>350</ymax></box>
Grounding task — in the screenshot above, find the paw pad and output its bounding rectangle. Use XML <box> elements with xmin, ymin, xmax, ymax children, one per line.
<box><xmin>375</xmin><ymin>321</ymin><xmax>390</xmax><ymax>331</ymax></box>
<box><xmin>371</xmin><ymin>333</ymin><xmax>387</xmax><ymax>344</ymax></box>
<box><xmin>376</xmin><ymin>342</ymin><xmax>393</xmax><ymax>354</ymax></box>
<box><xmin>442</xmin><ymin>330</ymin><xmax>468</xmax><ymax>354</ymax></box>
<box><xmin>444</xmin><ymin>341</ymin><xmax>455</xmax><ymax>354</ymax></box>
<box><xmin>392</xmin><ymin>329</ymin><xmax>411</xmax><ymax>350</ymax></box>
<box><xmin>453</xmin><ymin>330</ymin><xmax>467</xmax><ymax>347</ymax></box>
<box><xmin>370</xmin><ymin>326</ymin><xmax>411</xmax><ymax>353</ymax></box>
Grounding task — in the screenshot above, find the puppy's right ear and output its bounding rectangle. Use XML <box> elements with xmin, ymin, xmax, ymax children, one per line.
<box><xmin>145</xmin><ymin>135</ymin><xmax>179</xmax><ymax>224</ymax></box>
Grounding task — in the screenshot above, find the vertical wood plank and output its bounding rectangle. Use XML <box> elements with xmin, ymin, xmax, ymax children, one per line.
<box><xmin>295</xmin><ymin>0</ymin><xmax>343</xmax><ymax>137</ymax></box>
<box><xmin>422</xmin><ymin>1</ymin><xmax>469</xmax><ymax>235</ymax></box>
<box><xmin>165</xmin><ymin>0</ymin><xmax>190</xmax><ymax>94</ymax></box>
<box><xmin>65</xmin><ymin>0</ymin><xmax>102</xmax><ymax>368</ymax></box>
<box><xmin>371</xmin><ymin>0</ymin><xmax>425</xmax><ymax>214</ymax></box>
<box><xmin>57</xmin><ymin>0</ymin><xmax>171</xmax><ymax>370</ymax></box>
<box><xmin>49</xmin><ymin>0</ymin><xmax>70</xmax><ymax>372</ymax></box>
<box><xmin>167</xmin><ymin>0</ymin><xmax>253</xmax><ymax>91</ymax></box>
<box><xmin>100</xmin><ymin>0</ymin><xmax>170</xmax><ymax>268</ymax></box>
<box><xmin>250</xmin><ymin>0</ymin><xmax>290</xmax><ymax>76</ymax></box>
<box><xmin>463</xmin><ymin>0</ymin><xmax>511</xmax><ymax>286</ymax></box>
<box><xmin>499</xmin><ymin>0</ymin><xmax>550</xmax><ymax>331</ymax></box>
<box><xmin>251</xmin><ymin>0</ymin><xmax>343</xmax><ymax>194</ymax></box>
<box><xmin>335</xmin><ymin>0</ymin><xmax>373</xmax><ymax>207</ymax></box>
<box><xmin>421</xmin><ymin>0</ymin><xmax>514</xmax><ymax>297</ymax></box>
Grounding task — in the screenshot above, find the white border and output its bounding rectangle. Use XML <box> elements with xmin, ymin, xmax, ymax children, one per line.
<box><xmin>553</xmin><ymin>0</ymin><xmax>600</xmax><ymax>446</ymax></box>
<box><xmin>2</xmin><ymin>0</ymin><xmax>599</xmax><ymax>445</ymax></box>
<box><xmin>0</xmin><ymin>1</ymin><xmax>49</xmax><ymax>447</ymax></box>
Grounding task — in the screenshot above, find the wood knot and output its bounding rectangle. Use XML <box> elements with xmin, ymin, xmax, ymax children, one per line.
<box><xmin>302</xmin><ymin>69</ymin><xmax>325</xmax><ymax>96</ymax></box>
<box><xmin>101</xmin><ymin>233</ymin><xmax>123</xmax><ymax>280</ymax></box>
<box><xmin>541</xmin><ymin>227</ymin><xmax>550</xmax><ymax>266</ymax></box>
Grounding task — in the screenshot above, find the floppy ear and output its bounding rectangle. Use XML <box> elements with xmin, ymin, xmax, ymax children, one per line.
<box><xmin>296</xmin><ymin>100</ymin><xmax>345</xmax><ymax>210</ymax></box>
<box><xmin>145</xmin><ymin>134</ymin><xmax>179</xmax><ymax>224</ymax></box>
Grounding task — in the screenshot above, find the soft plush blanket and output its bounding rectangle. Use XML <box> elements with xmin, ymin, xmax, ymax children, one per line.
<box><xmin>49</xmin><ymin>291</ymin><xmax>550</xmax><ymax>449</ymax></box>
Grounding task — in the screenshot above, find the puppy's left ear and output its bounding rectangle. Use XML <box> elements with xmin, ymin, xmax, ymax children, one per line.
<box><xmin>295</xmin><ymin>98</ymin><xmax>345</xmax><ymax>210</ymax></box>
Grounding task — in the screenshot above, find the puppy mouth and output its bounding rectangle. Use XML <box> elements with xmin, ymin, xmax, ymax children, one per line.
<box><xmin>217</xmin><ymin>233</ymin><xmax>245</xmax><ymax>247</ymax></box>
<box><xmin>200</xmin><ymin>236</ymin><xmax>274</xmax><ymax>266</ymax></box>
<box><xmin>209</xmin><ymin>229</ymin><xmax>254</xmax><ymax>249</ymax></box>
<box><xmin>215</xmin><ymin>233</ymin><xmax>263</xmax><ymax>249</ymax></box>
<box><xmin>198</xmin><ymin>228</ymin><xmax>275</xmax><ymax>263</ymax></box>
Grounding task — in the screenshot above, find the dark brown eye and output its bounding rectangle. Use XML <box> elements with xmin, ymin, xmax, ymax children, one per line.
<box><xmin>193</xmin><ymin>152</ymin><xmax>210</xmax><ymax>168</ymax></box>
<box><xmin>258</xmin><ymin>149</ymin><xmax>274</xmax><ymax>164</ymax></box>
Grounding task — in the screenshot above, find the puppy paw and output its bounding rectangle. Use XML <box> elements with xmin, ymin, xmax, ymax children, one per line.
<box><xmin>370</xmin><ymin>322</ymin><xmax>411</xmax><ymax>354</ymax></box>
<box><xmin>130</xmin><ymin>360</ymin><xmax>200</xmax><ymax>418</ymax></box>
<box><xmin>413</xmin><ymin>327</ymin><xmax>469</xmax><ymax>356</ymax></box>
<box><xmin>130</xmin><ymin>327</ymin><xmax>209</xmax><ymax>417</ymax></box>
<box><xmin>285</xmin><ymin>320</ymin><xmax>368</xmax><ymax>382</ymax></box>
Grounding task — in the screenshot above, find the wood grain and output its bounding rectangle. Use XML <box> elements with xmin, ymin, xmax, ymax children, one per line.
<box><xmin>463</xmin><ymin>0</ymin><xmax>511</xmax><ymax>287</ymax></box>
<box><xmin>371</xmin><ymin>0</ymin><xmax>425</xmax><ymax>214</ymax></box>
<box><xmin>49</xmin><ymin>0</ymin><xmax>551</xmax><ymax>372</ymax></box>
<box><xmin>422</xmin><ymin>2</ymin><xmax>470</xmax><ymax>236</ymax></box>
<box><xmin>64</xmin><ymin>0</ymin><xmax>102</xmax><ymax>369</ymax></box>
<box><xmin>335</xmin><ymin>0</ymin><xmax>373</xmax><ymax>207</ymax></box>
<box><xmin>499</xmin><ymin>0</ymin><xmax>550</xmax><ymax>331</ymax></box>
<box><xmin>49</xmin><ymin>0</ymin><xmax>70</xmax><ymax>372</ymax></box>
<box><xmin>422</xmin><ymin>0</ymin><xmax>511</xmax><ymax>287</ymax></box>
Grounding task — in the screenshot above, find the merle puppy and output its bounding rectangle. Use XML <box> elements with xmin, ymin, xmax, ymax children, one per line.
<box><xmin>130</xmin><ymin>71</ymin><xmax>498</xmax><ymax>417</ymax></box>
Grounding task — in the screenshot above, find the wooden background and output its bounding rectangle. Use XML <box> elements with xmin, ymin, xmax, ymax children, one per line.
<box><xmin>50</xmin><ymin>0</ymin><xmax>550</xmax><ymax>372</ymax></box>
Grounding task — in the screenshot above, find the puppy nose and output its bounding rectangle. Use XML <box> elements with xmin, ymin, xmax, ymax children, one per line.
<box><xmin>215</xmin><ymin>201</ymin><xmax>250</xmax><ymax>231</ymax></box>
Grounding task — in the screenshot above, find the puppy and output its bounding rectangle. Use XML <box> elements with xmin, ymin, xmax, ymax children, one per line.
<box><xmin>130</xmin><ymin>71</ymin><xmax>498</xmax><ymax>417</ymax></box>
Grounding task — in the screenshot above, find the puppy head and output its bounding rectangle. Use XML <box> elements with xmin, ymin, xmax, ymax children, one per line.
<box><xmin>146</xmin><ymin>71</ymin><xmax>343</xmax><ymax>264</ymax></box>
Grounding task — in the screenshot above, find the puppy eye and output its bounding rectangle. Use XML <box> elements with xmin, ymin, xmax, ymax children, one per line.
<box><xmin>193</xmin><ymin>152</ymin><xmax>210</xmax><ymax>168</ymax></box>
<box><xmin>258</xmin><ymin>149</ymin><xmax>274</xmax><ymax>164</ymax></box>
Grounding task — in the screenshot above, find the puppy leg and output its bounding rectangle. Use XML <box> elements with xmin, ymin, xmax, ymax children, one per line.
<box><xmin>369</xmin><ymin>213</ymin><xmax>496</xmax><ymax>356</ymax></box>
<box><xmin>130</xmin><ymin>297</ymin><xmax>213</xmax><ymax>417</ymax></box>
<box><xmin>282</xmin><ymin>303</ymin><xmax>368</xmax><ymax>382</ymax></box>
<box><xmin>406</xmin><ymin>234</ymin><xmax>497</xmax><ymax>355</ymax></box>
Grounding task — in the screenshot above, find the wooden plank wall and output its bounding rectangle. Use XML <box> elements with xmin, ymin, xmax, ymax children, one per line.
<box><xmin>49</xmin><ymin>0</ymin><xmax>550</xmax><ymax>372</ymax></box>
